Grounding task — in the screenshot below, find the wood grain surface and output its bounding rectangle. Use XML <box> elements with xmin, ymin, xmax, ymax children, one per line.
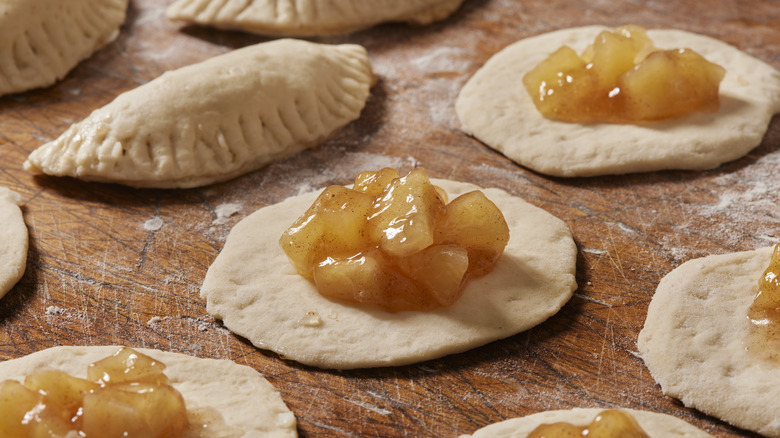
<box><xmin>1</xmin><ymin>0</ymin><xmax>778</xmax><ymax>437</ymax></box>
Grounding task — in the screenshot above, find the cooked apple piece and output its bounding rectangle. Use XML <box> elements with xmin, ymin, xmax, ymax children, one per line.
<box><xmin>367</xmin><ymin>168</ymin><xmax>446</xmax><ymax>257</ymax></box>
<box><xmin>280</xmin><ymin>185</ymin><xmax>373</xmax><ymax>278</ymax></box>
<box><xmin>354</xmin><ymin>168</ymin><xmax>399</xmax><ymax>197</ymax></box>
<box><xmin>87</xmin><ymin>347</ymin><xmax>169</xmax><ymax>385</ymax></box>
<box><xmin>82</xmin><ymin>382</ymin><xmax>188</xmax><ymax>438</ymax></box>
<box><xmin>522</xmin><ymin>25</ymin><xmax>725</xmax><ymax>123</ymax></box>
<box><xmin>621</xmin><ymin>49</ymin><xmax>725</xmax><ymax>120</ymax></box>
<box><xmin>24</xmin><ymin>369</ymin><xmax>98</xmax><ymax>422</ymax></box>
<box><xmin>435</xmin><ymin>191</ymin><xmax>510</xmax><ymax>277</ymax></box>
<box><xmin>529</xmin><ymin>409</ymin><xmax>650</xmax><ymax>438</ymax></box>
<box><xmin>0</xmin><ymin>380</ymin><xmax>43</xmax><ymax>437</ymax></box>
<box><xmin>397</xmin><ymin>244</ymin><xmax>469</xmax><ymax>306</ymax></box>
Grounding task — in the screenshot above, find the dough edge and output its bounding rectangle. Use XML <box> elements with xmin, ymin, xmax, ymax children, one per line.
<box><xmin>0</xmin><ymin>187</ymin><xmax>27</xmax><ymax>300</ymax></box>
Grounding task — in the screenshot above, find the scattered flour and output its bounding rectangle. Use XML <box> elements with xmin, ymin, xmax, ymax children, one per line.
<box><xmin>45</xmin><ymin>305</ymin><xmax>66</xmax><ymax>316</ymax></box>
<box><xmin>143</xmin><ymin>216</ymin><xmax>164</xmax><ymax>231</ymax></box>
<box><xmin>212</xmin><ymin>203</ymin><xmax>243</xmax><ymax>225</ymax></box>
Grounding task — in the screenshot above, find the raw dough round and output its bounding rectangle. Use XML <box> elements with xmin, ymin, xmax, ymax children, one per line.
<box><xmin>0</xmin><ymin>187</ymin><xmax>27</xmax><ymax>299</ymax></box>
<box><xmin>456</xmin><ymin>26</ymin><xmax>780</xmax><ymax>177</ymax></box>
<box><xmin>201</xmin><ymin>179</ymin><xmax>578</xmax><ymax>369</ymax></box>
<box><xmin>0</xmin><ymin>346</ymin><xmax>297</xmax><ymax>438</ymax></box>
<box><xmin>638</xmin><ymin>246</ymin><xmax>779</xmax><ymax>437</ymax></box>
<box><xmin>459</xmin><ymin>408</ymin><xmax>712</xmax><ymax>438</ymax></box>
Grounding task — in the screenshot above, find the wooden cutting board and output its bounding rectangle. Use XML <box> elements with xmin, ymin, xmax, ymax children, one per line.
<box><xmin>1</xmin><ymin>0</ymin><xmax>778</xmax><ymax>436</ymax></box>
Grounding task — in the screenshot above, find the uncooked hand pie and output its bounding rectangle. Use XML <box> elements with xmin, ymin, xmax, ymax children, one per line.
<box><xmin>24</xmin><ymin>39</ymin><xmax>374</xmax><ymax>188</ymax></box>
<box><xmin>638</xmin><ymin>245</ymin><xmax>780</xmax><ymax>437</ymax></box>
<box><xmin>456</xmin><ymin>25</ymin><xmax>780</xmax><ymax>177</ymax></box>
<box><xmin>0</xmin><ymin>0</ymin><xmax>128</xmax><ymax>96</ymax></box>
<box><xmin>459</xmin><ymin>408</ymin><xmax>712</xmax><ymax>438</ymax></box>
<box><xmin>166</xmin><ymin>0</ymin><xmax>465</xmax><ymax>36</ymax></box>
<box><xmin>200</xmin><ymin>177</ymin><xmax>577</xmax><ymax>369</ymax></box>
<box><xmin>0</xmin><ymin>346</ymin><xmax>297</xmax><ymax>437</ymax></box>
<box><xmin>0</xmin><ymin>187</ymin><xmax>27</xmax><ymax>300</ymax></box>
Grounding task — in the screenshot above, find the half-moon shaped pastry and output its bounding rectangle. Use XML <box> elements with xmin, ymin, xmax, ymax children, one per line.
<box><xmin>0</xmin><ymin>187</ymin><xmax>27</xmax><ymax>300</ymax></box>
<box><xmin>24</xmin><ymin>39</ymin><xmax>374</xmax><ymax>188</ymax></box>
<box><xmin>0</xmin><ymin>0</ymin><xmax>128</xmax><ymax>96</ymax></box>
<box><xmin>166</xmin><ymin>0</ymin><xmax>465</xmax><ymax>36</ymax></box>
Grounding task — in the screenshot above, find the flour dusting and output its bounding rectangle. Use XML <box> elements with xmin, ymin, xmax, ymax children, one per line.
<box><xmin>213</xmin><ymin>203</ymin><xmax>243</xmax><ymax>225</ymax></box>
<box><xmin>143</xmin><ymin>217</ymin><xmax>164</xmax><ymax>231</ymax></box>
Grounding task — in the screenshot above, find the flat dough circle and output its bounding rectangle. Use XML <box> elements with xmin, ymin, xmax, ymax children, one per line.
<box><xmin>0</xmin><ymin>346</ymin><xmax>297</xmax><ymax>438</ymax></box>
<box><xmin>459</xmin><ymin>408</ymin><xmax>712</xmax><ymax>438</ymax></box>
<box><xmin>0</xmin><ymin>187</ymin><xmax>27</xmax><ymax>299</ymax></box>
<box><xmin>456</xmin><ymin>26</ymin><xmax>780</xmax><ymax>177</ymax></box>
<box><xmin>201</xmin><ymin>179</ymin><xmax>577</xmax><ymax>369</ymax></box>
<box><xmin>638</xmin><ymin>246</ymin><xmax>779</xmax><ymax>437</ymax></box>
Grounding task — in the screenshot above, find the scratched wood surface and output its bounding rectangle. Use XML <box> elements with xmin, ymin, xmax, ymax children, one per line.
<box><xmin>1</xmin><ymin>0</ymin><xmax>778</xmax><ymax>436</ymax></box>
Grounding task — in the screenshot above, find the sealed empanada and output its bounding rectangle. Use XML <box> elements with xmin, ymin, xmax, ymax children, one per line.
<box><xmin>166</xmin><ymin>0</ymin><xmax>465</xmax><ymax>36</ymax></box>
<box><xmin>0</xmin><ymin>0</ymin><xmax>128</xmax><ymax>96</ymax></box>
<box><xmin>24</xmin><ymin>39</ymin><xmax>375</xmax><ymax>189</ymax></box>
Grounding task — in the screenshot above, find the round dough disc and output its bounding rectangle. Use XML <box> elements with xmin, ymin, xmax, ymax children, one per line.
<box><xmin>638</xmin><ymin>246</ymin><xmax>779</xmax><ymax>437</ymax></box>
<box><xmin>459</xmin><ymin>408</ymin><xmax>712</xmax><ymax>438</ymax></box>
<box><xmin>0</xmin><ymin>346</ymin><xmax>297</xmax><ymax>437</ymax></box>
<box><xmin>0</xmin><ymin>187</ymin><xmax>27</xmax><ymax>299</ymax></box>
<box><xmin>200</xmin><ymin>179</ymin><xmax>578</xmax><ymax>369</ymax></box>
<box><xmin>456</xmin><ymin>26</ymin><xmax>780</xmax><ymax>177</ymax></box>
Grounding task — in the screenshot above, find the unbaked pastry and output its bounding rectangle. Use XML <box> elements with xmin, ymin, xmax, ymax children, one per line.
<box><xmin>200</xmin><ymin>178</ymin><xmax>577</xmax><ymax>369</ymax></box>
<box><xmin>0</xmin><ymin>0</ymin><xmax>128</xmax><ymax>96</ymax></box>
<box><xmin>166</xmin><ymin>0</ymin><xmax>465</xmax><ymax>36</ymax></box>
<box><xmin>0</xmin><ymin>187</ymin><xmax>27</xmax><ymax>300</ymax></box>
<box><xmin>459</xmin><ymin>408</ymin><xmax>712</xmax><ymax>438</ymax></box>
<box><xmin>24</xmin><ymin>39</ymin><xmax>374</xmax><ymax>188</ymax></box>
<box><xmin>456</xmin><ymin>26</ymin><xmax>780</xmax><ymax>177</ymax></box>
<box><xmin>0</xmin><ymin>346</ymin><xmax>297</xmax><ymax>437</ymax></box>
<box><xmin>638</xmin><ymin>246</ymin><xmax>779</xmax><ymax>437</ymax></box>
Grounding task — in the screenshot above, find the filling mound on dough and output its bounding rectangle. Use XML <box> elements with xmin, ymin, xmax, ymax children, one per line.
<box><xmin>528</xmin><ymin>409</ymin><xmax>650</xmax><ymax>438</ymax></box>
<box><xmin>522</xmin><ymin>25</ymin><xmax>726</xmax><ymax>123</ymax></box>
<box><xmin>0</xmin><ymin>347</ymin><xmax>211</xmax><ymax>438</ymax></box>
<box><xmin>279</xmin><ymin>168</ymin><xmax>510</xmax><ymax>312</ymax></box>
<box><xmin>747</xmin><ymin>242</ymin><xmax>780</xmax><ymax>362</ymax></box>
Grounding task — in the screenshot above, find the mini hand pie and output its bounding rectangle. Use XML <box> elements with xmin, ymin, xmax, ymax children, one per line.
<box><xmin>201</xmin><ymin>178</ymin><xmax>577</xmax><ymax>369</ymax></box>
<box><xmin>456</xmin><ymin>26</ymin><xmax>780</xmax><ymax>177</ymax></box>
<box><xmin>24</xmin><ymin>39</ymin><xmax>374</xmax><ymax>188</ymax></box>
<box><xmin>166</xmin><ymin>0</ymin><xmax>465</xmax><ymax>36</ymax></box>
<box><xmin>0</xmin><ymin>346</ymin><xmax>297</xmax><ymax>437</ymax></box>
<box><xmin>460</xmin><ymin>408</ymin><xmax>712</xmax><ymax>438</ymax></box>
<box><xmin>0</xmin><ymin>187</ymin><xmax>27</xmax><ymax>300</ymax></box>
<box><xmin>0</xmin><ymin>0</ymin><xmax>128</xmax><ymax>96</ymax></box>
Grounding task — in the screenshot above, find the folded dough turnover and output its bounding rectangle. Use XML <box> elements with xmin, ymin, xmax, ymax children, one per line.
<box><xmin>166</xmin><ymin>0</ymin><xmax>465</xmax><ymax>36</ymax></box>
<box><xmin>0</xmin><ymin>0</ymin><xmax>128</xmax><ymax>96</ymax></box>
<box><xmin>24</xmin><ymin>39</ymin><xmax>375</xmax><ymax>188</ymax></box>
<box><xmin>0</xmin><ymin>187</ymin><xmax>27</xmax><ymax>300</ymax></box>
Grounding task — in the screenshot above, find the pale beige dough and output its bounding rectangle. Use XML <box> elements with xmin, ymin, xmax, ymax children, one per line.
<box><xmin>456</xmin><ymin>26</ymin><xmax>780</xmax><ymax>177</ymax></box>
<box><xmin>166</xmin><ymin>0</ymin><xmax>465</xmax><ymax>36</ymax></box>
<box><xmin>0</xmin><ymin>187</ymin><xmax>27</xmax><ymax>300</ymax></box>
<box><xmin>24</xmin><ymin>39</ymin><xmax>374</xmax><ymax>189</ymax></box>
<box><xmin>0</xmin><ymin>346</ymin><xmax>297</xmax><ymax>438</ymax></box>
<box><xmin>459</xmin><ymin>408</ymin><xmax>712</xmax><ymax>438</ymax></box>
<box><xmin>638</xmin><ymin>245</ymin><xmax>780</xmax><ymax>437</ymax></box>
<box><xmin>0</xmin><ymin>0</ymin><xmax>128</xmax><ymax>96</ymax></box>
<box><xmin>200</xmin><ymin>178</ymin><xmax>578</xmax><ymax>369</ymax></box>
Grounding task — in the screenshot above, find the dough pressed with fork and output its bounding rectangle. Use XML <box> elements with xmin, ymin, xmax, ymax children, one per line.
<box><xmin>459</xmin><ymin>408</ymin><xmax>712</xmax><ymax>438</ymax></box>
<box><xmin>0</xmin><ymin>0</ymin><xmax>128</xmax><ymax>96</ymax></box>
<box><xmin>200</xmin><ymin>178</ymin><xmax>578</xmax><ymax>369</ymax></box>
<box><xmin>24</xmin><ymin>39</ymin><xmax>374</xmax><ymax>188</ymax></box>
<box><xmin>166</xmin><ymin>0</ymin><xmax>465</xmax><ymax>36</ymax></box>
<box><xmin>0</xmin><ymin>187</ymin><xmax>27</xmax><ymax>300</ymax></box>
<box><xmin>0</xmin><ymin>346</ymin><xmax>297</xmax><ymax>437</ymax></box>
<box><xmin>638</xmin><ymin>246</ymin><xmax>780</xmax><ymax>437</ymax></box>
<box><xmin>456</xmin><ymin>26</ymin><xmax>780</xmax><ymax>177</ymax></box>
